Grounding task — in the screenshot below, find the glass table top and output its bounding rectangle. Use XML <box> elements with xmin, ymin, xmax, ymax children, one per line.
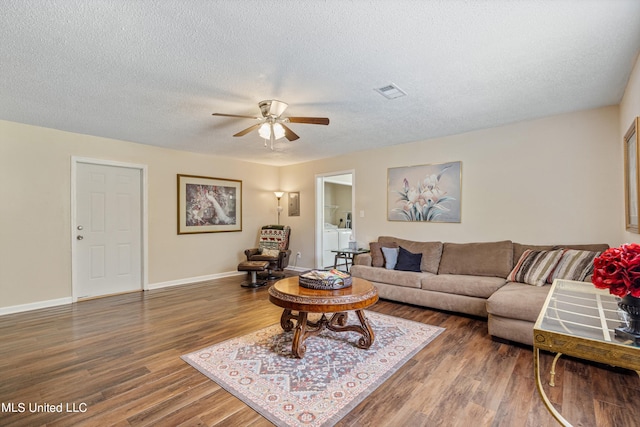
<box><xmin>536</xmin><ymin>279</ymin><xmax>637</xmax><ymax>348</ymax></box>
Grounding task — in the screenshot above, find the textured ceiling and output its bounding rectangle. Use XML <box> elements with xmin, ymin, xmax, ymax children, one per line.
<box><xmin>2</xmin><ymin>1</ymin><xmax>640</xmax><ymax>166</ymax></box>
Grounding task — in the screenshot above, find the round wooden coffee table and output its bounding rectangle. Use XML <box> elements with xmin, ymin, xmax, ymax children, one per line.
<box><xmin>268</xmin><ymin>276</ymin><xmax>379</xmax><ymax>358</ymax></box>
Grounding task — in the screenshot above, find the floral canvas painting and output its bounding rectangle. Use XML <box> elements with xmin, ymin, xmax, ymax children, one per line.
<box><xmin>388</xmin><ymin>161</ymin><xmax>461</xmax><ymax>223</ymax></box>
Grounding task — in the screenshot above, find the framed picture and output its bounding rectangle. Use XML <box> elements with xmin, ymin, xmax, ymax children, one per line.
<box><xmin>388</xmin><ymin>161</ymin><xmax>461</xmax><ymax>223</ymax></box>
<box><xmin>288</xmin><ymin>191</ymin><xmax>300</xmax><ymax>216</ymax></box>
<box><xmin>625</xmin><ymin>117</ymin><xmax>639</xmax><ymax>233</ymax></box>
<box><xmin>177</xmin><ymin>174</ymin><xmax>242</xmax><ymax>234</ymax></box>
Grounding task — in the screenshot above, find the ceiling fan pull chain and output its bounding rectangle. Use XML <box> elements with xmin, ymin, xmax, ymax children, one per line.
<box><xmin>270</xmin><ymin>123</ymin><xmax>275</xmax><ymax>150</ymax></box>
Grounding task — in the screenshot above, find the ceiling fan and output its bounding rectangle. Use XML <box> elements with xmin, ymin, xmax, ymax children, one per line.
<box><xmin>212</xmin><ymin>100</ymin><xmax>330</xmax><ymax>149</ymax></box>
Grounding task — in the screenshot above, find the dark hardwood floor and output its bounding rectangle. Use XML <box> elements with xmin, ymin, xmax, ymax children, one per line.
<box><xmin>1</xmin><ymin>273</ymin><xmax>638</xmax><ymax>426</ymax></box>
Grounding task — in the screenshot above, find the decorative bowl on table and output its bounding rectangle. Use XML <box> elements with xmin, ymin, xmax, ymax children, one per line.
<box><xmin>299</xmin><ymin>269</ymin><xmax>352</xmax><ymax>290</ymax></box>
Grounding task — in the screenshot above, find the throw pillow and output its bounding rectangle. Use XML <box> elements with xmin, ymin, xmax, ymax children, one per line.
<box><xmin>507</xmin><ymin>249</ymin><xmax>564</xmax><ymax>286</ymax></box>
<box><xmin>261</xmin><ymin>248</ymin><xmax>280</xmax><ymax>257</ymax></box>
<box><xmin>547</xmin><ymin>249</ymin><xmax>601</xmax><ymax>283</ymax></box>
<box><xmin>395</xmin><ymin>246</ymin><xmax>423</xmax><ymax>272</ymax></box>
<box><xmin>381</xmin><ymin>247</ymin><xmax>400</xmax><ymax>270</ymax></box>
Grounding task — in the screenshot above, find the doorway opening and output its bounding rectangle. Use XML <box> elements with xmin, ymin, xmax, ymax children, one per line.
<box><xmin>315</xmin><ymin>171</ymin><xmax>355</xmax><ymax>269</ymax></box>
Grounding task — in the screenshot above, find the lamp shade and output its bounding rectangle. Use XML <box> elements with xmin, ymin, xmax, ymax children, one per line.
<box><xmin>258</xmin><ymin>123</ymin><xmax>286</xmax><ymax>140</ymax></box>
<box><xmin>258</xmin><ymin>123</ymin><xmax>271</xmax><ymax>139</ymax></box>
<box><xmin>274</xmin><ymin>191</ymin><xmax>285</xmax><ymax>198</ymax></box>
<box><xmin>272</xmin><ymin>123</ymin><xmax>285</xmax><ymax>139</ymax></box>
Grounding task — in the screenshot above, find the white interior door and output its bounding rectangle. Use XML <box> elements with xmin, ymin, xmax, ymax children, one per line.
<box><xmin>75</xmin><ymin>162</ymin><xmax>142</xmax><ymax>299</ymax></box>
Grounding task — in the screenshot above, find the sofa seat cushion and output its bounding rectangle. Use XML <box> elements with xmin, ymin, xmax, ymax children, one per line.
<box><xmin>486</xmin><ymin>281</ymin><xmax>551</xmax><ymax>323</ymax></box>
<box><xmin>420</xmin><ymin>274</ymin><xmax>507</xmax><ymax>299</ymax></box>
<box><xmin>350</xmin><ymin>265</ymin><xmax>433</xmax><ymax>289</ymax></box>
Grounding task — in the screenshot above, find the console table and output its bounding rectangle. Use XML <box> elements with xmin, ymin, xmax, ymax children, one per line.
<box><xmin>331</xmin><ymin>248</ymin><xmax>370</xmax><ymax>272</ymax></box>
<box><xmin>533</xmin><ymin>279</ymin><xmax>640</xmax><ymax>426</ymax></box>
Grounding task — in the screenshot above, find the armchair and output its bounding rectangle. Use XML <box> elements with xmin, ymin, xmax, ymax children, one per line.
<box><xmin>244</xmin><ymin>225</ymin><xmax>292</xmax><ymax>280</ymax></box>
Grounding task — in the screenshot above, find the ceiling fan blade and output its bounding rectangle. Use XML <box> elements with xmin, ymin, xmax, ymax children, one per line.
<box><xmin>286</xmin><ymin>117</ymin><xmax>330</xmax><ymax>125</ymax></box>
<box><xmin>233</xmin><ymin>123</ymin><xmax>262</xmax><ymax>137</ymax></box>
<box><xmin>212</xmin><ymin>113</ymin><xmax>261</xmax><ymax>120</ymax></box>
<box><xmin>281</xmin><ymin>124</ymin><xmax>300</xmax><ymax>141</ymax></box>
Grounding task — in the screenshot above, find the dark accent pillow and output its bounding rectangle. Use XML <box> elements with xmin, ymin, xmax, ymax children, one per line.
<box><xmin>395</xmin><ymin>246</ymin><xmax>422</xmax><ymax>272</ymax></box>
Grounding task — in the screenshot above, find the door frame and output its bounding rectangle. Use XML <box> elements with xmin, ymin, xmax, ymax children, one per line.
<box><xmin>70</xmin><ymin>156</ymin><xmax>149</xmax><ymax>302</ymax></box>
<box><xmin>314</xmin><ymin>169</ymin><xmax>355</xmax><ymax>269</ymax></box>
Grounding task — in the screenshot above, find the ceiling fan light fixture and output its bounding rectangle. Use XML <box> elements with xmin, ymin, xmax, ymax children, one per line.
<box><xmin>272</xmin><ymin>123</ymin><xmax>285</xmax><ymax>140</ymax></box>
<box><xmin>258</xmin><ymin>123</ymin><xmax>270</xmax><ymax>139</ymax></box>
<box><xmin>213</xmin><ymin>99</ymin><xmax>329</xmax><ymax>146</ymax></box>
<box><xmin>258</xmin><ymin>122</ymin><xmax>285</xmax><ymax>140</ymax></box>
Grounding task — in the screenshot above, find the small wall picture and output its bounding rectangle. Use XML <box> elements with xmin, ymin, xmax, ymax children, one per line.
<box><xmin>177</xmin><ymin>174</ymin><xmax>242</xmax><ymax>234</ymax></box>
<box><xmin>388</xmin><ymin>161</ymin><xmax>461</xmax><ymax>223</ymax></box>
<box><xmin>288</xmin><ymin>192</ymin><xmax>300</xmax><ymax>216</ymax></box>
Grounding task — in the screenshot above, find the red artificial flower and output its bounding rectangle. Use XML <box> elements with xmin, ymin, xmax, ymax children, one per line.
<box><xmin>592</xmin><ymin>243</ymin><xmax>640</xmax><ymax>297</ymax></box>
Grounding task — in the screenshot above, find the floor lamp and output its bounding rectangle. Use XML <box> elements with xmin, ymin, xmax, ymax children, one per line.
<box><xmin>274</xmin><ymin>191</ymin><xmax>284</xmax><ymax>225</ymax></box>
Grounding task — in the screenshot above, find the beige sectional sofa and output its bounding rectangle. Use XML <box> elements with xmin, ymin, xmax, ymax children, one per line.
<box><xmin>350</xmin><ymin>236</ymin><xmax>609</xmax><ymax>346</ymax></box>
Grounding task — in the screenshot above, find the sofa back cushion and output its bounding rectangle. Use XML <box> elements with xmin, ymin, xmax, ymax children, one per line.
<box><xmin>438</xmin><ymin>240</ymin><xmax>514</xmax><ymax>278</ymax></box>
<box><xmin>369</xmin><ymin>241</ymin><xmax>398</xmax><ymax>268</ymax></box>
<box><xmin>378</xmin><ymin>236</ymin><xmax>443</xmax><ymax>273</ymax></box>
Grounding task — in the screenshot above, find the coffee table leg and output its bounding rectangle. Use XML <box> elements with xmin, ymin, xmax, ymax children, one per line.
<box><xmin>355</xmin><ymin>310</ymin><xmax>375</xmax><ymax>348</ymax></box>
<box><xmin>280</xmin><ymin>309</ymin><xmax>296</xmax><ymax>332</ymax></box>
<box><xmin>292</xmin><ymin>311</ymin><xmax>308</xmax><ymax>358</ymax></box>
<box><xmin>325</xmin><ymin>310</ymin><xmax>375</xmax><ymax>349</ymax></box>
<box><xmin>330</xmin><ymin>312</ymin><xmax>348</xmax><ymax>326</ymax></box>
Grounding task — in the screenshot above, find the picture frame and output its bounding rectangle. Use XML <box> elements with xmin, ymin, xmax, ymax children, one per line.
<box><xmin>387</xmin><ymin>161</ymin><xmax>461</xmax><ymax>223</ymax></box>
<box><xmin>288</xmin><ymin>191</ymin><xmax>300</xmax><ymax>216</ymax></box>
<box><xmin>625</xmin><ymin>117</ymin><xmax>639</xmax><ymax>233</ymax></box>
<box><xmin>177</xmin><ymin>174</ymin><xmax>242</xmax><ymax>234</ymax></box>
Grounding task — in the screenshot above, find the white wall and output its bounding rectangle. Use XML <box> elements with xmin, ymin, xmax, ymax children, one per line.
<box><xmin>3</xmin><ymin>55</ymin><xmax>639</xmax><ymax>311</ymax></box>
<box><xmin>280</xmin><ymin>106</ymin><xmax>622</xmax><ymax>270</ymax></box>
<box><xmin>0</xmin><ymin>121</ymin><xmax>279</xmax><ymax>311</ymax></box>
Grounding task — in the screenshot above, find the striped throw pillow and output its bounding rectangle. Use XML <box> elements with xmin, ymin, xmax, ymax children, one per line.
<box><xmin>507</xmin><ymin>249</ymin><xmax>564</xmax><ymax>286</ymax></box>
<box><xmin>547</xmin><ymin>249</ymin><xmax>600</xmax><ymax>283</ymax></box>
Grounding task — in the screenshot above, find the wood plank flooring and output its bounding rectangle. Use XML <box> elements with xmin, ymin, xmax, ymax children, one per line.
<box><xmin>1</xmin><ymin>273</ymin><xmax>638</xmax><ymax>426</ymax></box>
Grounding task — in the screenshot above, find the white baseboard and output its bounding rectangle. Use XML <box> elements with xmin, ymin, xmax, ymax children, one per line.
<box><xmin>147</xmin><ymin>271</ymin><xmax>244</xmax><ymax>290</ymax></box>
<box><xmin>286</xmin><ymin>265</ymin><xmax>312</xmax><ymax>272</ymax></box>
<box><xmin>0</xmin><ymin>297</ymin><xmax>73</xmax><ymax>317</ymax></box>
<box><xmin>0</xmin><ymin>269</ymin><xmax>308</xmax><ymax>316</ymax></box>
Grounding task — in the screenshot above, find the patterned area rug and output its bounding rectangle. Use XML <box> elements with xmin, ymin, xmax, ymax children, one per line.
<box><xmin>181</xmin><ymin>311</ymin><xmax>444</xmax><ymax>427</ymax></box>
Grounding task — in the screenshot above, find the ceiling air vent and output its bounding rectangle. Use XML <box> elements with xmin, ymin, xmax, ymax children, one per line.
<box><xmin>374</xmin><ymin>83</ymin><xmax>407</xmax><ymax>100</ymax></box>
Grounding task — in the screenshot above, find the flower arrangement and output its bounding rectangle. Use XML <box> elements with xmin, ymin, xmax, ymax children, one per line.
<box><xmin>592</xmin><ymin>243</ymin><xmax>640</xmax><ymax>297</ymax></box>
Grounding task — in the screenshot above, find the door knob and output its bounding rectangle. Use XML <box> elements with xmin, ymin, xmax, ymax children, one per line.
<box><xmin>77</xmin><ymin>235</ymin><xmax>84</xmax><ymax>240</ymax></box>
